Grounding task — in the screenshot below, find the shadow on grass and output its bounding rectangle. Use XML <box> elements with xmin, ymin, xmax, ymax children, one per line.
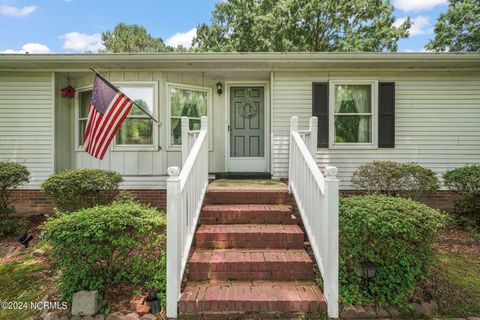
<box><xmin>0</xmin><ymin>258</ymin><xmax>53</xmax><ymax>320</ymax></box>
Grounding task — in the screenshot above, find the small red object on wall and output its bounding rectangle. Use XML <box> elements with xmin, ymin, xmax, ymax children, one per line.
<box><xmin>61</xmin><ymin>85</ymin><xmax>76</xmax><ymax>98</ymax></box>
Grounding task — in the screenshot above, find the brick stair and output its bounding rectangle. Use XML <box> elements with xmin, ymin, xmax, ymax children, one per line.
<box><xmin>200</xmin><ymin>204</ymin><xmax>297</xmax><ymax>225</ymax></box>
<box><xmin>195</xmin><ymin>224</ymin><xmax>305</xmax><ymax>249</ymax></box>
<box><xmin>189</xmin><ymin>249</ymin><xmax>314</xmax><ymax>281</ymax></box>
<box><xmin>179</xmin><ymin>181</ymin><xmax>326</xmax><ymax>319</ymax></box>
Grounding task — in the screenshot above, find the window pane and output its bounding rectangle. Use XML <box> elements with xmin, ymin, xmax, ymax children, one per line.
<box><xmin>120</xmin><ymin>86</ymin><xmax>154</xmax><ymax>115</ymax></box>
<box><xmin>170</xmin><ymin>87</ymin><xmax>208</xmax><ymax>145</ymax></box>
<box><xmin>171</xmin><ymin>118</ymin><xmax>181</xmax><ymax>145</ymax></box>
<box><xmin>79</xmin><ymin>91</ymin><xmax>92</xmax><ymax>118</ymax></box>
<box><xmin>116</xmin><ymin>119</ymin><xmax>153</xmax><ymax>145</ymax></box>
<box><xmin>79</xmin><ymin>119</ymin><xmax>87</xmax><ymax>146</ymax></box>
<box><xmin>170</xmin><ymin>118</ymin><xmax>202</xmax><ymax>145</ymax></box>
<box><xmin>335</xmin><ymin>115</ymin><xmax>371</xmax><ymax>143</ymax></box>
<box><xmin>334</xmin><ymin>85</ymin><xmax>371</xmax><ymax>113</ymax></box>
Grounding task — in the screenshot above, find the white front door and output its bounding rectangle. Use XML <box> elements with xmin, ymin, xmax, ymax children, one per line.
<box><xmin>227</xmin><ymin>86</ymin><xmax>268</xmax><ymax>172</ymax></box>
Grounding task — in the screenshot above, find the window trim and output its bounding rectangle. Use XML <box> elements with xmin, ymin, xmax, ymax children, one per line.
<box><xmin>75</xmin><ymin>85</ymin><xmax>93</xmax><ymax>152</ymax></box>
<box><xmin>328</xmin><ymin>80</ymin><xmax>378</xmax><ymax>149</ymax></box>
<box><xmin>74</xmin><ymin>81</ymin><xmax>159</xmax><ymax>153</ymax></box>
<box><xmin>111</xmin><ymin>81</ymin><xmax>158</xmax><ymax>151</ymax></box>
<box><xmin>165</xmin><ymin>82</ymin><xmax>213</xmax><ymax>151</ymax></box>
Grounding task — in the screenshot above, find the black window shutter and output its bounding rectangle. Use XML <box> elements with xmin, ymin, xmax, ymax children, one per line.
<box><xmin>312</xmin><ymin>82</ymin><xmax>329</xmax><ymax>148</ymax></box>
<box><xmin>378</xmin><ymin>82</ymin><xmax>395</xmax><ymax>148</ymax></box>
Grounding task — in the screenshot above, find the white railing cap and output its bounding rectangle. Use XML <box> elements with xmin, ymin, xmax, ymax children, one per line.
<box><xmin>167</xmin><ymin>166</ymin><xmax>180</xmax><ymax>177</ymax></box>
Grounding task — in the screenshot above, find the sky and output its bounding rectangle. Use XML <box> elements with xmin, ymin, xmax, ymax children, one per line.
<box><xmin>0</xmin><ymin>0</ymin><xmax>450</xmax><ymax>54</ymax></box>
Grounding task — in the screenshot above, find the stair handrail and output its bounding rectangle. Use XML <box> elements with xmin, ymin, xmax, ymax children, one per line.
<box><xmin>166</xmin><ymin>116</ymin><xmax>209</xmax><ymax>318</ymax></box>
<box><xmin>288</xmin><ymin>116</ymin><xmax>339</xmax><ymax>318</ymax></box>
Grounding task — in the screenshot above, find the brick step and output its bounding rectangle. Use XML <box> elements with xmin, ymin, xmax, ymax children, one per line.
<box><xmin>195</xmin><ymin>224</ymin><xmax>304</xmax><ymax>249</ymax></box>
<box><xmin>178</xmin><ymin>280</ymin><xmax>326</xmax><ymax>317</ymax></box>
<box><xmin>205</xmin><ymin>189</ymin><xmax>292</xmax><ymax>205</ymax></box>
<box><xmin>189</xmin><ymin>249</ymin><xmax>314</xmax><ymax>281</ymax></box>
<box><xmin>200</xmin><ymin>204</ymin><xmax>296</xmax><ymax>225</ymax></box>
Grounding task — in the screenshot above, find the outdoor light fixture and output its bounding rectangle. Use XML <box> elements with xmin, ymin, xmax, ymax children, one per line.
<box><xmin>361</xmin><ymin>260</ymin><xmax>377</xmax><ymax>280</ymax></box>
<box><xmin>146</xmin><ymin>290</ymin><xmax>160</xmax><ymax>314</ymax></box>
<box><xmin>216</xmin><ymin>82</ymin><xmax>223</xmax><ymax>95</ymax></box>
<box><xmin>16</xmin><ymin>234</ymin><xmax>33</xmax><ymax>248</ymax></box>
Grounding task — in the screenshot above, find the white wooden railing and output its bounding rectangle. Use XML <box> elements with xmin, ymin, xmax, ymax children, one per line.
<box><xmin>288</xmin><ymin>116</ymin><xmax>339</xmax><ymax>318</ymax></box>
<box><xmin>166</xmin><ymin>116</ymin><xmax>209</xmax><ymax>318</ymax></box>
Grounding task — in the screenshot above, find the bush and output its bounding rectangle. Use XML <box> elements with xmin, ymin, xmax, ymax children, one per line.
<box><xmin>443</xmin><ymin>165</ymin><xmax>480</xmax><ymax>227</ymax></box>
<box><xmin>41</xmin><ymin>199</ymin><xmax>166</xmax><ymax>302</ymax></box>
<box><xmin>0</xmin><ymin>161</ymin><xmax>30</xmax><ymax>213</ymax></box>
<box><xmin>0</xmin><ymin>161</ymin><xmax>30</xmax><ymax>236</ymax></box>
<box><xmin>41</xmin><ymin>169</ymin><xmax>123</xmax><ymax>212</ymax></box>
<box><xmin>339</xmin><ymin>195</ymin><xmax>447</xmax><ymax>307</ymax></box>
<box><xmin>352</xmin><ymin>160</ymin><xmax>440</xmax><ymax>199</ymax></box>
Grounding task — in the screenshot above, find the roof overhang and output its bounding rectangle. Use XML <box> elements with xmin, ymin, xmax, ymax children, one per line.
<box><xmin>0</xmin><ymin>52</ymin><xmax>479</xmax><ymax>71</ymax></box>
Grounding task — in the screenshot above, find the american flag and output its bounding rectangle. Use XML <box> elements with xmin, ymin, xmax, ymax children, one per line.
<box><xmin>82</xmin><ymin>74</ymin><xmax>134</xmax><ymax>159</ymax></box>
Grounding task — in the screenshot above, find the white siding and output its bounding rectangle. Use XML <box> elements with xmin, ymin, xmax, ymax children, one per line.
<box><xmin>0</xmin><ymin>72</ymin><xmax>54</xmax><ymax>187</ymax></box>
<box><xmin>67</xmin><ymin>71</ymin><xmax>226</xmax><ymax>185</ymax></box>
<box><xmin>272</xmin><ymin>71</ymin><xmax>480</xmax><ymax>188</ymax></box>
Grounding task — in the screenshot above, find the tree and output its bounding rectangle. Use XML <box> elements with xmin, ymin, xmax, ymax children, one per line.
<box><xmin>193</xmin><ymin>0</ymin><xmax>411</xmax><ymax>52</ymax></box>
<box><xmin>426</xmin><ymin>0</ymin><xmax>480</xmax><ymax>52</ymax></box>
<box><xmin>101</xmin><ymin>23</ymin><xmax>167</xmax><ymax>53</ymax></box>
<box><xmin>101</xmin><ymin>22</ymin><xmax>182</xmax><ymax>53</ymax></box>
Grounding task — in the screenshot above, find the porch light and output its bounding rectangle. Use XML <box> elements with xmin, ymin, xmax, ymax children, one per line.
<box><xmin>216</xmin><ymin>82</ymin><xmax>223</xmax><ymax>95</ymax></box>
<box><xmin>361</xmin><ymin>260</ymin><xmax>377</xmax><ymax>280</ymax></box>
<box><xmin>146</xmin><ymin>290</ymin><xmax>160</xmax><ymax>314</ymax></box>
<box><xmin>16</xmin><ymin>234</ymin><xmax>33</xmax><ymax>248</ymax></box>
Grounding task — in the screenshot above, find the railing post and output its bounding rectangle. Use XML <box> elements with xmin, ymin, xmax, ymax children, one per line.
<box><xmin>201</xmin><ymin>116</ymin><xmax>209</xmax><ymax>181</ymax></box>
<box><xmin>309</xmin><ymin>116</ymin><xmax>318</xmax><ymax>159</ymax></box>
<box><xmin>181</xmin><ymin>117</ymin><xmax>189</xmax><ymax>165</ymax></box>
<box><xmin>288</xmin><ymin>116</ymin><xmax>299</xmax><ymax>193</ymax></box>
<box><xmin>324</xmin><ymin>166</ymin><xmax>339</xmax><ymax>318</ymax></box>
<box><xmin>166</xmin><ymin>166</ymin><xmax>181</xmax><ymax>318</ymax></box>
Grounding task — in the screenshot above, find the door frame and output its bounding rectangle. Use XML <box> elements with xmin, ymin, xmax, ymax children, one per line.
<box><xmin>224</xmin><ymin>81</ymin><xmax>270</xmax><ymax>173</ymax></box>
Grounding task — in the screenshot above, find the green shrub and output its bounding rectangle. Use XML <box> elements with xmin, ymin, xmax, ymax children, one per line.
<box><xmin>41</xmin><ymin>169</ymin><xmax>123</xmax><ymax>212</ymax></box>
<box><xmin>41</xmin><ymin>200</ymin><xmax>166</xmax><ymax>301</ymax></box>
<box><xmin>339</xmin><ymin>195</ymin><xmax>447</xmax><ymax>307</ymax></box>
<box><xmin>0</xmin><ymin>161</ymin><xmax>30</xmax><ymax>236</ymax></box>
<box><xmin>443</xmin><ymin>165</ymin><xmax>480</xmax><ymax>227</ymax></box>
<box><xmin>0</xmin><ymin>161</ymin><xmax>30</xmax><ymax>213</ymax></box>
<box><xmin>0</xmin><ymin>217</ymin><xmax>28</xmax><ymax>238</ymax></box>
<box><xmin>352</xmin><ymin>160</ymin><xmax>440</xmax><ymax>199</ymax></box>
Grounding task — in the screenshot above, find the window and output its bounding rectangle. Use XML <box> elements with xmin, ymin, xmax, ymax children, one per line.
<box><xmin>168</xmin><ymin>85</ymin><xmax>208</xmax><ymax>146</ymax></box>
<box><xmin>78</xmin><ymin>90</ymin><xmax>91</xmax><ymax>146</ymax></box>
<box><xmin>330</xmin><ymin>82</ymin><xmax>376</xmax><ymax>147</ymax></box>
<box><xmin>115</xmin><ymin>86</ymin><xmax>155</xmax><ymax>146</ymax></box>
<box><xmin>76</xmin><ymin>84</ymin><xmax>156</xmax><ymax>150</ymax></box>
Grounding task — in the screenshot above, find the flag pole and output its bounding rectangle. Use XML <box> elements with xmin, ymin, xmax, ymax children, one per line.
<box><xmin>89</xmin><ymin>67</ymin><xmax>158</xmax><ymax>123</ymax></box>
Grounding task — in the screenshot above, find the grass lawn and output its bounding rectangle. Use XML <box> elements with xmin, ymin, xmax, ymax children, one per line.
<box><xmin>0</xmin><ymin>257</ymin><xmax>54</xmax><ymax>320</ymax></box>
<box><xmin>432</xmin><ymin>227</ymin><xmax>480</xmax><ymax>317</ymax></box>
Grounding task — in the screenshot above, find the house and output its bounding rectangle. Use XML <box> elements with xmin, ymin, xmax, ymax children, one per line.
<box><xmin>1</xmin><ymin>53</ymin><xmax>479</xmax><ymax>213</ymax></box>
<box><xmin>1</xmin><ymin>52</ymin><xmax>480</xmax><ymax>318</ymax></box>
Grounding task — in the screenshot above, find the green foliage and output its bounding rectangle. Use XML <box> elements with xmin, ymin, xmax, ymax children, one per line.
<box><xmin>426</xmin><ymin>0</ymin><xmax>480</xmax><ymax>52</ymax></box>
<box><xmin>0</xmin><ymin>161</ymin><xmax>30</xmax><ymax>213</ymax></box>
<box><xmin>101</xmin><ymin>22</ymin><xmax>190</xmax><ymax>53</ymax></box>
<box><xmin>0</xmin><ymin>258</ymin><xmax>51</xmax><ymax>320</ymax></box>
<box><xmin>352</xmin><ymin>160</ymin><xmax>440</xmax><ymax>199</ymax></box>
<box><xmin>194</xmin><ymin>0</ymin><xmax>411</xmax><ymax>52</ymax></box>
<box><xmin>339</xmin><ymin>195</ymin><xmax>447</xmax><ymax>306</ymax></box>
<box><xmin>0</xmin><ymin>161</ymin><xmax>30</xmax><ymax>236</ymax></box>
<box><xmin>443</xmin><ymin>165</ymin><xmax>480</xmax><ymax>227</ymax></box>
<box><xmin>41</xmin><ymin>200</ymin><xmax>166</xmax><ymax>301</ymax></box>
<box><xmin>0</xmin><ymin>217</ymin><xmax>28</xmax><ymax>238</ymax></box>
<box><xmin>41</xmin><ymin>169</ymin><xmax>123</xmax><ymax>212</ymax></box>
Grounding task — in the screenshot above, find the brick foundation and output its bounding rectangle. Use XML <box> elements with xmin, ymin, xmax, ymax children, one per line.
<box><xmin>9</xmin><ymin>187</ymin><xmax>456</xmax><ymax>216</ymax></box>
<box><xmin>127</xmin><ymin>189</ymin><xmax>166</xmax><ymax>211</ymax></box>
<box><xmin>10</xmin><ymin>190</ymin><xmax>53</xmax><ymax>216</ymax></box>
<box><xmin>10</xmin><ymin>189</ymin><xmax>167</xmax><ymax>216</ymax></box>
